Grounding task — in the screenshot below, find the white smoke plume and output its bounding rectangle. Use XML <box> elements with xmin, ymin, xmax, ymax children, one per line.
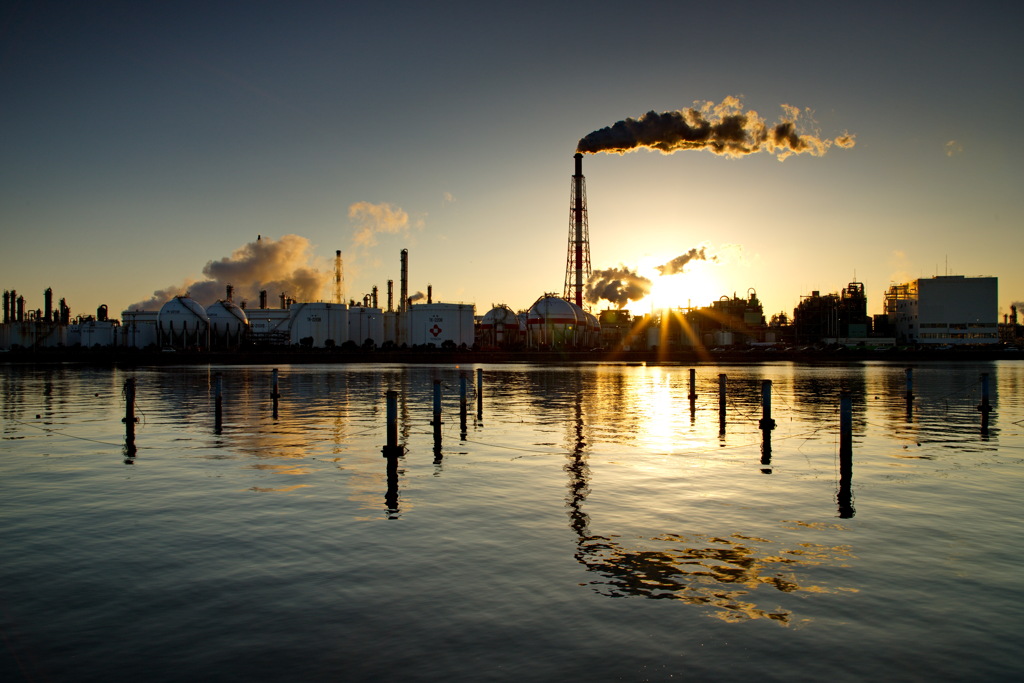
<box><xmin>129</xmin><ymin>234</ymin><xmax>331</xmax><ymax>309</ymax></box>
<box><xmin>656</xmin><ymin>246</ymin><xmax>717</xmax><ymax>275</ymax></box>
<box><xmin>586</xmin><ymin>266</ymin><xmax>652</xmax><ymax>308</ymax></box>
<box><xmin>578</xmin><ymin>96</ymin><xmax>855</xmax><ymax>161</ymax></box>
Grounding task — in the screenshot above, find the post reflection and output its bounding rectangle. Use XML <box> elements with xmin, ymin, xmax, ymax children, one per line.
<box><xmin>562</xmin><ymin>375</ymin><xmax>856</xmax><ymax>624</ymax></box>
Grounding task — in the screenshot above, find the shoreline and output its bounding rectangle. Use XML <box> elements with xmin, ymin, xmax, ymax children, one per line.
<box><xmin>3</xmin><ymin>346</ymin><xmax>1021</xmax><ymax>366</ymax></box>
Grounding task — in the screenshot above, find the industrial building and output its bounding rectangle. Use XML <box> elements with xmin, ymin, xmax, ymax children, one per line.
<box><xmin>792</xmin><ymin>282</ymin><xmax>874</xmax><ymax>345</ymax></box>
<box><xmin>883</xmin><ymin>275</ymin><xmax>998</xmax><ymax>345</ymax></box>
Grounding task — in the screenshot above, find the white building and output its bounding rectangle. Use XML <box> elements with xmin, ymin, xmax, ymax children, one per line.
<box><xmin>887</xmin><ymin>275</ymin><xmax>998</xmax><ymax>345</ymax></box>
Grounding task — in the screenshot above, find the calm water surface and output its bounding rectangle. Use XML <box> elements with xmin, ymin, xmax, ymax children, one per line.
<box><xmin>2</xmin><ymin>361</ymin><xmax>1023</xmax><ymax>681</ymax></box>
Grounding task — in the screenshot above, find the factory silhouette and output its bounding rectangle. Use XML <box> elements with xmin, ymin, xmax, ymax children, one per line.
<box><xmin>2</xmin><ymin>153</ymin><xmax>1016</xmax><ymax>358</ymax></box>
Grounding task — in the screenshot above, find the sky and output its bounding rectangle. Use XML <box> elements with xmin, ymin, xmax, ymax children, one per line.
<box><xmin>2</xmin><ymin>0</ymin><xmax>1022</xmax><ymax>321</ymax></box>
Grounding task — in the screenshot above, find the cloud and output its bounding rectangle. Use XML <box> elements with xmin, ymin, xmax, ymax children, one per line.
<box><xmin>578</xmin><ymin>96</ymin><xmax>855</xmax><ymax>161</ymax></box>
<box><xmin>945</xmin><ymin>140</ymin><xmax>964</xmax><ymax>157</ymax></box>
<box><xmin>348</xmin><ymin>201</ymin><xmax>411</xmax><ymax>248</ymax></box>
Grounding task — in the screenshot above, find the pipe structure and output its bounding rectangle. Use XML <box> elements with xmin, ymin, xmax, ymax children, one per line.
<box><xmin>387</xmin><ymin>280</ymin><xmax>394</xmax><ymax>312</ymax></box>
<box><xmin>44</xmin><ymin>288</ymin><xmax>53</xmax><ymax>323</ymax></box>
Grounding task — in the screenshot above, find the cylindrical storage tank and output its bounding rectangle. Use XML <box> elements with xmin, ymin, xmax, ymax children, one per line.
<box><xmin>407</xmin><ymin>303</ymin><xmax>475</xmax><ymax>348</ymax></box>
<box><xmin>289</xmin><ymin>303</ymin><xmax>348</xmax><ymax>348</ymax></box>
<box><xmin>158</xmin><ymin>296</ymin><xmax>209</xmax><ymax>349</ymax></box>
<box><xmin>566</xmin><ymin>301</ymin><xmax>595</xmax><ymax>348</ymax></box>
<box><xmin>383</xmin><ymin>311</ymin><xmax>399</xmax><ymax>346</ymax></box>
<box><xmin>120</xmin><ymin>310</ymin><xmax>160</xmax><ymax>348</ymax></box>
<box><xmin>584</xmin><ymin>310</ymin><xmax>601</xmax><ymax>349</ymax></box>
<box><xmin>714</xmin><ymin>330</ymin><xmax>735</xmax><ymax>347</ymax></box>
<box><xmin>206</xmin><ymin>300</ymin><xmax>249</xmax><ymax>348</ymax></box>
<box><xmin>79</xmin><ymin>320</ymin><xmax>118</xmax><ymax>347</ymax></box>
<box><xmin>527</xmin><ymin>295</ymin><xmax>581</xmax><ymax>349</ymax></box>
<box><xmin>348</xmin><ymin>307</ymin><xmax>384</xmax><ymax>348</ymax></box>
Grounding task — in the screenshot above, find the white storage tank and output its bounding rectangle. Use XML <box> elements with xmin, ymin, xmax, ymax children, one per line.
<box><xmin>76</xmin><ymin>320</ymin><xmax>118</xmax><ymax>347</ymax></box>
<box><xmin>206</xmin><ymin>300</ymin><xmax>249</xmax><ymax>347</ymax></box>
<box><xmin>289</xmin><ymin>302</ymin><xmax>348</xmax><ymax>348</ymax></box>
<box><xmin>527</xmin><ymin>295</ymin><xmax>581</xmax><ymax>349</ymax></box>
<box><xmin>479</xmin><ymin>304</ymin><xmax>520</xmax><ymax>348</ymax></box>
<box><xmin>349</xmin><ymin>306</ymin><xmax>384</xmax><ymax>347</ymax></box>
<box><xmin>407</xmin><ymin>303</ymin><xmax>475</xmax><ymax>347</ymax></box>
<box><xmin>121</xmin><ymin>310</ymin><xmax>160</xmax><ymax>348</ymax></box>
<box><xmin>248</xmin><ymin>308</ymin><xmax>292</xmax><ymax>344</ymax></box>
<box><xmin>158</xmin><ymin>296</ymin><xmax>209</xmax><ymax>348</ymax></box>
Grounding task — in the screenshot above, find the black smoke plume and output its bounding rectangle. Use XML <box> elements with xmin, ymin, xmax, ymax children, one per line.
<box><xmin>577</xmin><ymin>96</ymin><xmax>855</xmax><ymax>160</ymax></box>
<box><xmin>656</xmin><ymin>247</ymin><xmax>717</xmax><ymax>275</ymax></box>
<box><xmin>586</xmin><ymin>266</ymin><xmax>652</xmax><ymax>308</ymax></box>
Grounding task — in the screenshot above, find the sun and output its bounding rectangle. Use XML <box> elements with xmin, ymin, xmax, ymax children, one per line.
<box><xmin>640</xmin><ymin>261</ymin><xmax>725</xmax><ymax>313</ymax></box>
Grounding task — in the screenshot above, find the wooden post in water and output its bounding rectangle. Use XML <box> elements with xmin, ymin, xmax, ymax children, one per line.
<box><xmin>476</xmin><ymin>368</ymin><xmax>483</xmax><ymax>421</ymax></box>
<box><xmin>459</xmin><ymin>372</ymin><xmax>468</xmax><ymax>440</ymax></box>
<box><xmin>123</xmin><ymin>377</ymin><xmax>138</xmax><ymax>459</ymax></box>
<box><xmin>840</xmin><ymin>390</ymin><xmax>853</xmax><ymax>458</ymax></box>
<box><xmin>382</xmin><ymin>390</ymin><xmax>403</xmax><ymax>458</ymax></box>
<box><xmin>718</xmin><ymin>373</ymin><xmax>727</xmax><ymax>435</ymax></box>
<box><xmin>432</xmin><ymin>379</ymin><xmax>443</xmax><ymax>459</ymax></box>
<box><xmin>838</xmin><ymin>390</ymin><xmax>855</xmax><ymax>517</ymax></box>
<box><xmin>688</xmin><ymin>368</ymin><xmax>697</xmax><ymax>422</ymax></box>
<box><xmin>759</xmin><ymin>379</ymin><xmax>775</xmax><ymax>472</ymax></box>
<box><xmin>381</xmin><ymin>391</ymin><xmax>401</xmax><ymax>516</ymax></box>
<box><xmin>270</xmin><ymin>368</ymin><xmax>281</xmax><ymax>419</ymax></box>
<box><xmin>978</xmin><ymin>372</ymin><xmax>992</xmax><ymax>435</ymax></box>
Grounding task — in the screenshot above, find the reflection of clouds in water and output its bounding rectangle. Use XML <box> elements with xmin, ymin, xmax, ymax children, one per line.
<box><xmin>573</xmin><ymin>531</ymin><xmax>857</xmax><ymax>625</ymax></box>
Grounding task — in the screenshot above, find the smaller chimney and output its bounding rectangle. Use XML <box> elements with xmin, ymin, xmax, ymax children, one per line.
<box><xmin>226</xmin><ymin>284</ymin><xmax>234</xmax><ymax>302</ymax></box>
<box><xmin>427</xmin><ymin>284</ymin><xmax>432</xmax><ymax>304</ymax></box>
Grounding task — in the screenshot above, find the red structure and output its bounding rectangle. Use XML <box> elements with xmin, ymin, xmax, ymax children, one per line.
<box><xmin>563</xmin><ymin>153</ymin><xmax>592</xmax><ymax>308</ymax></box>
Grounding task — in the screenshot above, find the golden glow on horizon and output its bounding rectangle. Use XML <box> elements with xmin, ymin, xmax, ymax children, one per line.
<box><xmin>640</xmin><ymin>261</ymin><xmax>725</xmax><ymax>313</ymax></box>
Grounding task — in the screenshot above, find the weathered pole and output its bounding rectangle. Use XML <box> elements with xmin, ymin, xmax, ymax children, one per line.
<box><xmin>718</xmin><ymin>373</ymin><xmax>727</xmax><ymax>435</ymax></box>
<box><xmin>838</xmin><ymin>390</ymin><xmax>855</xmax><ymax>518</ymax></box>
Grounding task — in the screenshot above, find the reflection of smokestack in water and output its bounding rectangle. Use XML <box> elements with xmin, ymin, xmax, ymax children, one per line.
<box><xmin>387</xmin><ymin>280</ymin><xmax>394</xmax><ymax>312</ymax></box>
<box><xmin>400</xmin><ymin>249</ymin><xmax>409</xmax><ymax>313</ymax></box>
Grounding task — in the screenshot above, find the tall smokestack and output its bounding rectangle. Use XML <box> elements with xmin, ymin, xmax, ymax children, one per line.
<box><xmin>259</xmin><ymin>290</ymin><xmax>267</xmax><ymax>309</ymax></box>
<box><xmin>226</xmin><ymin>284</ymin><xmax>234</xmax><ymax>302</ymax></box>
<box><xmin>427</xmin><ymin>284</ymin><xmax>432</xmax><ymax>304</ymax></box>
<box><xmin>2</xmin><ymin>291</ymin><xmax>9</xmax><ymax>324</ymax></box>
<box><xmin>564</xmin><ymin>153</ymin><xmax>591</xmax><ymax>307</ymax></box>
<box><xmin>44</xmin><ymin>288</ymin><xmax>53</xmax><ymax>323</ymax></box>
<box><xmin>334</xmin><ymin>250</ymin><xmax>344</xmax><ymax>304</ymax></box>
<box><xmin>387</xmin><ymin>279</ymin><xmax>394</xmax><ymax>312</ymax></box>
<box><xmin>372</xmin><ymin>285</ymin><xmax>378</xmax><ymax>309</ymax></box>
<box><xmin>400</xmin><ymin>249</ymin><xmax>409</xmax><ymax>313</ymax></box>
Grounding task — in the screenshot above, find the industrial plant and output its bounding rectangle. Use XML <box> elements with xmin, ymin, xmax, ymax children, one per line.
<box><xmin>1</xmin><ymin>155</ymin><xmax>1015</xmax><ymax>356</ymax></box>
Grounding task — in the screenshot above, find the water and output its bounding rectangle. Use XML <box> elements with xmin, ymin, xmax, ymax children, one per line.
<box><xmin>2</xmin><ymin>361</ymin><xmax>1022</xmax><ymax>681</ymax></box>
